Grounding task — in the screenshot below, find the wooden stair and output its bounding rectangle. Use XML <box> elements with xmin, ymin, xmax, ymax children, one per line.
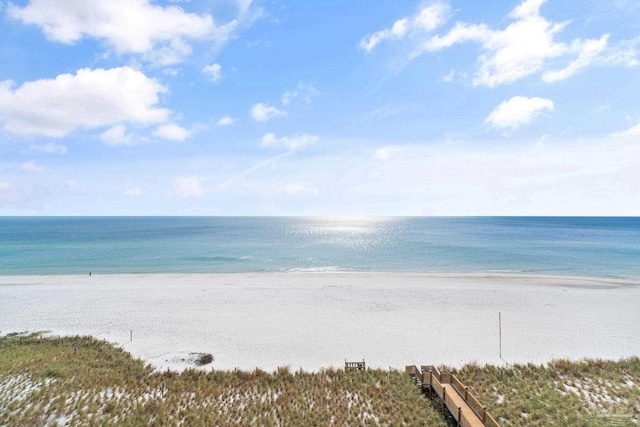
<box><xmin>406</xmin><ymin>365</ymin><xmax>501</xmax><ymax>427</ymax></box>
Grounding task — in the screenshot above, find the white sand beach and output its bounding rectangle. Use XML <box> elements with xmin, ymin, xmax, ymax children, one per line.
<box><xmin>1</xmin><ymin>273</ymin><xmax>639</xmax><ymax>371</ymax></box>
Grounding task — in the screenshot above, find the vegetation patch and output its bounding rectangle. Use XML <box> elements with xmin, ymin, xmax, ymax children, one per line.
<box><xmin>448</xmin><ymin>358</ymin><xmax>640</xmax><ymax>426</ymax></box>
<box><xmin>0</xmin><ymin>334</ymin><xmax>446</xmax><ymax>426</ymax></box>
<box><xmin>1</xmin><ymin>333</ymin><xmax>638</xmax><ymax>426</ymax></box>
<box><xmin>193</xmin><ymin>353</ymin><xmax>214</xmax><ymax>366</ymax></box>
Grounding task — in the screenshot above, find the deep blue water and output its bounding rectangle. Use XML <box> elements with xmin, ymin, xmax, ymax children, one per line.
<box><xmin>1</xmin><ymin>217</ymin><xmax>639</xmax><ymax>278</ymax></box>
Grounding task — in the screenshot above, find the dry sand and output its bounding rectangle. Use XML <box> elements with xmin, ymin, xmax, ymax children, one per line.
<box><xmin>1</xmin><ymin>273</ymin><xmax>638</xmax><ymax>371</ymax></box>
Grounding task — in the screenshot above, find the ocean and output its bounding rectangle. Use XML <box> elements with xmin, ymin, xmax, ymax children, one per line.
<box><xmin>1</xmin><ymin>216</ymin><xmax>639</xmax><ymax>278</ymax></box>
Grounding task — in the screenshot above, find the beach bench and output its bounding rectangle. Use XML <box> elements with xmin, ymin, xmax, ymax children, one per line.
<box><xmin>345</xmin><ymin>359</ymin><xmax>366</xmax><ymax>370</ymax></box>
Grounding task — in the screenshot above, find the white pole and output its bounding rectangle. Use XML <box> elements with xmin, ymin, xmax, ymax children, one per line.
<box><xmin>499</xmin><ymin>312</ymin><xmax>502</xmax><ymax>359</ymax></box>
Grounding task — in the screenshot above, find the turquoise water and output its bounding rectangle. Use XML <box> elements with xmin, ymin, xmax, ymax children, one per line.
<box><xmin>1</xmin><ymin>217</ymin><xmax>639</xmax><ymax>278</ymax></box>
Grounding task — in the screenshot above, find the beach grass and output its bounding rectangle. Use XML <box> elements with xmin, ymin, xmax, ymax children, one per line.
<box><xmin>1</xmin><ymin>334</ymin><xmax>639</xmax><ymax>426</ymax></box>
<box><xmin>450</xmin><ymin>358</ymin><xmax>640</xmax><ymax>426</ymax></box>
<box><xmin>0</xmin><ymin>334</ymin><xmax>447</xmax><ymax>426</ymax></box>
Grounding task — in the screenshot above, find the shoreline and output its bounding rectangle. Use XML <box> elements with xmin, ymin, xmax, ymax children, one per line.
<box><xmin>2</xmin><ymin>270</ymin><xmax>640</xmax><ymax>286</ymax></box>
<box><xmin>2</xmin><ymin>272</ymin><xmax>639</xmax><ymax>371</ymax></box>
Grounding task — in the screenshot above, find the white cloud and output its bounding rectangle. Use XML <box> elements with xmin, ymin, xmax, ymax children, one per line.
<box><xmin>611</xmin><ymin>122</ymin><xmax>640</xmax><ymax>139</ymax></box>
<box><xmin>601</xmin><ymin>37</ymin><xmax>640</xmax><ymax>68</ymax></box>
<box><xmin>8</xmin><ymin>0</ymin><xmax>238</xmax><ymax>65</ymax></box>
<box><xmin>260</xmin><ymin>133</ymin><xmax>318</xmax><ymax>151</ymax></box>
<box><xmin>542</xmin><ymin>35</ymin><xmax>609</xmax><ymax>82</ymax></box>
<box><xmin>511</xmin><ymin>0</ymin><xmax>545</xmax><ymax>19</ymax></box>
<box><xmin>250</xmin><ymin>103</ymin><xmax>287</xmax><ymax>122</ymax></box>
<box><xmin>100</xmin><ymin>124</ymin><xmax>135</xmax><ymax>146</ymax></box>
<box><xmin>486</xmin><ymin>96</ymin><xmax>554</xmax><ymax>129</ymax></box>
<box><xmin>153</xmin><ymin>123</ymin><xmax>190</xmax><ymax>141</ymax></box>
<box><xmin>360</xmin><ymin>3</ymin><xmax>449</xmax><ymax>52</ymax></box>
<box><xmin>281</xmin><ymin>90</ymin><xmax>297</xmax><ymax>105</ymax></box>
<box><xmin>414</xmin><ymin>3</ymin><xmax>448</xmax><ymax>30</ymax></box>
<box><xmin>422</xmin><ymin>0</ymin><xmax>618</xmax><ymax>87</ymax></box>
<box><xmin>30</xmin><ymin>142</ymin><xmax>67</xmax><ymax>154</ymax></box>
<box><xmin>441</xmin><ymin>69</ymin><xmax>456</xmax><ymax>82</ymax></box>
<box><xmin>236</xmin><ymin>0</ymin><xmax>253</xmax><ymax>14</ymax></box>
<box><xmin>423</xmin><ymin>22</ymin><xmax>493</xmax><ymax>52</ymax></box>
<box><xmin>373</xmin><ymin>146</ymin><xmax>404</xmax><ymax>160</ymax></box>
<box><xmin>163</xmin><ymin>68</ymin><xmax>182</xmax><ymax>77</ymax></box>
<box><xmin>217</xmin><ymin>115</ymin><xmax>238</xmax><ymax>126</ymax></box>
<box><xmin>202</xmin><ymin>63</ymin><xmax>222</xmax><ymax>82</ymax></box>
<box><xmin>21</xmin><ymin>160</ymin><xmax>43</xmax><ymax>172</ymax></box>
<box><xmin>0</xmin><ymin>67</ymin><xmax>169</xmax><ymax>137</ymax></box>
<box><xmin>281</xmin><ymin>82</ymin><xmax>320</xmax><ymax>105</ymax></box>
<box><xmin>123</xmin><ymin>187</ymin><xmax>143</xmax><ymax>198</ymax></box>
<box><xmin>361</xmin><ymin>18</ymin><xmax>409</xmax><ymax>52</ymax></box>
<box><xmin>168</xmin><ymin>176</ymin><xmax>204</xmax><ymax>199</ymax></box>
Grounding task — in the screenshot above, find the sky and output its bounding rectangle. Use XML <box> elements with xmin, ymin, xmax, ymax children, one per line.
<box><xmin>0</xmin><ymin>0</ymin><xmax>639</xmax><ymax>216</ymax></box>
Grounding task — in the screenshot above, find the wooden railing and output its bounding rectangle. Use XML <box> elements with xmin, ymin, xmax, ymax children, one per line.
<box><xmin>406</xmin><ymin>365</ymin><xmax>501</xmax><ymax>427</ymax></box>
<box><xmin>431</xmin><ymin>373</ymin><xmax>444</xmax><ymax>399</ymax></box>
<box><xmin>406</xmin><ymin>365</ymin><xmax>422</xmax><ymax>383</ymax></box>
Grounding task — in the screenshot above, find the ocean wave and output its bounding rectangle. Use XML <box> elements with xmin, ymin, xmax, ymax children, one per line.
<box><xmin>185</xmin><ymin>256</ymin><xmax>249</xmax><ymax>263</ymax></box>
<box><xmin>281</xmin><ymin>266</ymin><xmax>348</xmax><ymax>273</ymax></box>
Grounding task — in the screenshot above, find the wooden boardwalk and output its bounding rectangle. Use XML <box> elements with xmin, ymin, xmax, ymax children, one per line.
<box><xmin>406</xmin><ymin>365</ymin><xmax>501</xmax><ymax>427</ymax></box>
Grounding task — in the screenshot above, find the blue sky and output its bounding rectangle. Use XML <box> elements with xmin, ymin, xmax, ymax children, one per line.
<box><xmin>1</xmin><ymin>0</ymin><xmax>639</xmax><ymax>215</ymax></box>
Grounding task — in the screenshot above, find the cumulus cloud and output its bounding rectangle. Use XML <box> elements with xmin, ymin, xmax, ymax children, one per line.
<box><xmin>260</xmin><ymin>133</ymin><xmax>318</xmax><ymax>151</ymax></box>
<box><xmin>281</xmin><ymin>82</ymin><xmax>320</xmax><ymax>105</ymax></box>
<box><xmin>360</xmin><ymin>2</ymin><xmax>449</xmax><ymax>52</ymax></box>
<box><xmin>153</xmin><ymin>123</ymin><xmax>190</xmax><ymax>141</ymax></box>
<box><xmin>250</xmin><ymin>103</ymin><xmax>287</xmax><ymax>122</ymax></box>
<box><xmin>202</xmin><ymin>63</ymin><xmax>222</xmax><ymax>82</ymax></box>
<box><xmin>422</xmin><ymin>0</ymin><xmax>622</xmax><ymax>87</ymax></box>
<box><xmin>217</xmin><ymin>115</ymin><xmax>238</xmax><ymax>126</ymax></box>
<box><xmin>0</xmin><ymin>67</ymin><xmax>169</xmax><ymax>137</ymax></box>
<box><xmin>486</xmin><ymin>96</ymin><xmax>554</xmax><ymax>129</ymax></box>
<box><xmin>100</xmin><ymin>124</ymin><xmax>135</xmax><ymax>146</ymax></box>
<box><xmin>168</xmin><ymin>176</ymin><xmax>204</xmax><ymax>199</ymax></box>
<box><xmin>8</xmin><ymin>0</ymin><xmax>238</xmax><ymax>65</ymax></box>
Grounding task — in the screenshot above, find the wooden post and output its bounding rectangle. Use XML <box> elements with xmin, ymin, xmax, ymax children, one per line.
<box><xmin>442</xmin><ymin>387</ymin><xmax>446</xmax><ymax>414</ymax></box>
<box><xmin>458</xmin><ymin>407</ymin><xmax>462</xmax><ymax>425</ymax></box>
<box><xmin>483</xmin><ymin>405</ymin><xmax>487</xmax><ymax>422</ymax></box>
<box><xmin>464</xmin><ymin>386</ymin><xmax>468</xmax><ymax>401</ymax></box>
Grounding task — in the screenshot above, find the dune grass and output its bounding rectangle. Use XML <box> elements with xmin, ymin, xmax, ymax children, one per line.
<box><xmin>449</xmin><ymin>358</ymin><xmax>640</xmax><ymax>426</ymax></box>
<box><xmin>0</xmin><ymin>334</ymin><xmax>447</xmax><ymax>426</ymax></box>
<box><xmin>2</xmin><ymin>334</ymin><xmax>639</xmax><ymax>426</ymax></box>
